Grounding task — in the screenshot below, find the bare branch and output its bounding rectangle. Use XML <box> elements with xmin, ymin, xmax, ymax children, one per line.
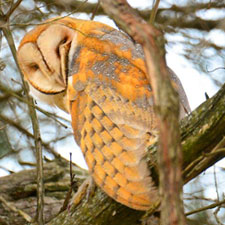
<box><xmin>6</xmin><ymin>0</ymin><xmax>23</xmax><ymax>18</ymax></box>
<box><xmin>100</xmin><ymin>1</ymin><xmax>186</xmax><ymax>224</ymax></box>
<box><xmin>1</xmin><ymin>6</ymin><xmax>45</xmax><ymax>222</ymax></box>
<box><xmin>149</xmin><ymin>0</ymin><xmax>160</xmax><ymax>24</ymax></box>
<box><xmin>186</xmin><ymin>199</ymin><xmax>225</xmax><ymax>216</ymax></box>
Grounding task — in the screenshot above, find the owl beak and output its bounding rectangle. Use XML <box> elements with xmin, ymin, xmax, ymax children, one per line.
<box><xmin>59</xmin><ymin>41</ymin><xmax>71</xmax><ymax>88</ymax></box>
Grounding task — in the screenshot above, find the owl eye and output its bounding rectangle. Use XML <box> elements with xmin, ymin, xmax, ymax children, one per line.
<box><xmin>29</xmin><ymin>63</ymin><xmax>39</xmax><ymax>71</ymax></box>
<box><xmin>60</xmin><ymin>38</ymin><xmax>67</xmax><ymax>44</ymax></box>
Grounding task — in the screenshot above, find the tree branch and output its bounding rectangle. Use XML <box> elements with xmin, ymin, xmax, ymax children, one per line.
<box><xmin>1</xmin><ymin>5</ymin><xmax>45</xmax><ymax>223</ymax></box>
<box><xmin>0</xmin><ymin>158</ymin><xmax>86</xmax><ymax>225</ymax></box>
<box><xmin>147</xmin><ymin>83</ymin><xmax>225</xmax><ymax>184</ymax></box>
<box><xmin>185</xmin><ymin>199</ymin><xmax>225</xmax><ymax>216</ymax></box>
<box><xmin>6</xmin><ymin>0</ymin><xmax>23</xmax><ymax>18</ymax></box>
<box><xmin>100</xmin><ymin>1</ymin><xmax>186</xmax><ymax>224</ymax></box>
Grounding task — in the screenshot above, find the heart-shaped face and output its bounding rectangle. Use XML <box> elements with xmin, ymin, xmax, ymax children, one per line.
<box><xmin>17</xmin><ymin>18</ymin><xmax>79</xmax><ymax>111</ymax></box>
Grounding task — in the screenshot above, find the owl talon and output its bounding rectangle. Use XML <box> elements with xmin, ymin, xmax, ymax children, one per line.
<box><xmin>71</xmin><ymin>176</ymin><xmax>95</xmax><ymax>207</ymax></box>
<box><xmin>85</xmin><ymin>176</ymin><xmax>96</xmax><ymax>201</ymax></box>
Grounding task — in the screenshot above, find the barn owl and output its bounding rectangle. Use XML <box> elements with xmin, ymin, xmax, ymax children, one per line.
<box><xmin>17</xmin><ymin>17</ymin><xmax>190</xmax><ymax>210</ymax></box>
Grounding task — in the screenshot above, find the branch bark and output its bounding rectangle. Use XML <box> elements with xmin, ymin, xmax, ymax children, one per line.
<box><xmin>148</xmin><ymin>83</ymin><xmax>225</xmax><ymax>184</ymax></box>
<box><xmin>0</xmin><ymin>158</ymin><xmax>85</xmax><ymax>225</ymax></box>
<box><xmin>100</xmin><ymin>1</ymin><xmax>186</xmax><ymax>224</ymax></box>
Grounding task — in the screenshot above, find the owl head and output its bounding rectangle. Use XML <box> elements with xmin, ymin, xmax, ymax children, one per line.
<box><xmin>17</xmin><ymin>17</ymin><xmax>81</xmax><ymax>111</ymax></box>
<box><xmin>18</xmin><ymin>17</ymin><xmax>191</xmax><ymax>116</ymax></box>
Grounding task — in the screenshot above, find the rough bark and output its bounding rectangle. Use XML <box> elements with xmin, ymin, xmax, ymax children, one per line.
<box><xmin>0</xmin><ymin>83</ymin><xmax>224</xmax><ymax>225</ymax></box>
<box><xmin>0</xmin><ymin>158</ymin><xmax>86</xmax><ymax>225</ymax></box>
<box><xmin>100</xmin><ymin>1</ymin><xmax>186</xmax><ymax>224</ymax></box>
<box><xmin>148</xmin><ymin>82</ymin><xmax>225</xmax><ymax>184</ymax></box>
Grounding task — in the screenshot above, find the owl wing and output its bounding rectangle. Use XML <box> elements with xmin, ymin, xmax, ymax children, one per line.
<box><xmin>67</xmin><ymin>23</ymin><xmax>189</xmax><ymax>210</ymax></box>
<box><xmin>69</xmin><ymin>78</ymin><xmax>158</xmax><ymax>210</ymax></box>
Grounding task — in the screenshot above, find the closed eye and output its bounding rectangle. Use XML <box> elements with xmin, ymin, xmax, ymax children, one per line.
<box><xmin>29</xmin><ymin>63</ymin><xmax>39</xmax><ymax>71</ymax></box>
<box><xmin>56</xmin><ymin>38</ymin><xmax>68</xmax><ymax>58</ymax></box>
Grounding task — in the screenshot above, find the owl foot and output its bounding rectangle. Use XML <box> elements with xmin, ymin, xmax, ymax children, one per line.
<box><xmin>85</xmin><ymin>176</ymin><xmax>96</xmax><ymax>200</ymax></box>
<box><xmin>71</xmin><ymin>176</ymin><xmax>96</xmax><ymax>207</ymax></box>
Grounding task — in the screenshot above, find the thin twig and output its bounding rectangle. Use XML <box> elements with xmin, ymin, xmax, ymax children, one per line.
<box><xmin>0</xmin><ymin>165</ymin><xmax>14</xmax><ymax>173</ymax></box>
<box><xmin>213</xmin><ymin>166</ymin><xmax>219</xmax><ymax>201</ymax></box>
<box><xmin>0</xmin><ymin>83</ymin><xmax>70</xmax><ymax>128</ymax></box>
<box><xmin>90</xmin><ymin>0</ymin><xmax>100</xmax><ymax>20</ymax></box>
<box><xmin>206</xmin><ymin>66</ymin><xmax>225</xmax><ymax>73</ymax></box>
<box><xmin>214</xmin><ymin>207</ymin><xmax>224</xmax><ymax>225</ymax></box>
<box><xmin>204</xmin><ymin>148</ymin><xmax>225</xmax><ymax>156</ymax></box>
<box><xmin>58</xmin><ymin>153</ymin><xmax>76</xmax><ymax>214</ymax></box>
<box><xmin>6</xmin><ymin>0</ymin><xmax>23</xmax><ymax>18</ymax></box>
<box><xmin>0</xmin><ymin>114</ymin><xmax>60</xmax><ymax>158</ymax></box>
<box><xmin>1</xmin><ymin>13</ymin><xmax>44</xmax><ymax>223</ymax></box>
<box><xmin>213</xmin><ymin>165</ymin><xmax>223</xmax><ymax>225</ymax></box>
<box><xmin>149</xmin><ymin>0</ymin><xmax>160</xmax><ymax>24</ymax></box>
<box><xmin>8</xmin><ymin>0</ymin><xmax>88</xmax><ymax>28</ymax></box>
<box><xmin>18</xmin><ymin>160</ymin><xmax>36</xmax><ymax>166</ymax></box>
<box><xmin>186</xmin><ymin>199</ymin><xmax>225</xmax><ymax>216</ymax></box>
<box><xmin>184</xmin><ymin>196</ymin><xmax>217</xmax><ymax>202</ymax></box>
<box><xmin>70</xmin><ymin>152</ymin><xmax>75</xmax><ymax>184</ymax></box>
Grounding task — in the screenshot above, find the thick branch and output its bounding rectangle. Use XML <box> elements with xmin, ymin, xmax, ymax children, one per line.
<box><xmin>100</xmin><ymin>1</ymin><xmax>186</xmax><ymax>225</ymax></box>
<box><xmin>0</xmin><ymin>158</ymin><xmax>86</xmax><ymax>225</ymax></box>
<box><xmin>147</xmin><ymin>83</ymin><xmax>225</xmax><ymax>184</ymax></box>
